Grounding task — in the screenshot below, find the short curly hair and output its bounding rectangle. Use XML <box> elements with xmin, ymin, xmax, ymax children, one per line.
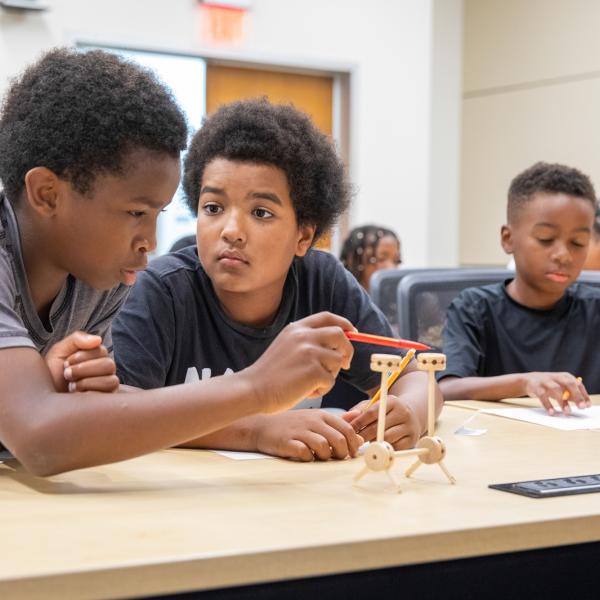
<box><xmin>183</xmin><ymin>98</ymin><xmax>349</xmax><ymax>241</ymax></box>
<box><xmin>508</xmin><ymin>162</ymin><xmax>596</xmax><ymax>223</ymax></box>
<box><xmin>0</xmin><ymin>47</ymin><xmax>188</xmax><ymax>201</ymax></box>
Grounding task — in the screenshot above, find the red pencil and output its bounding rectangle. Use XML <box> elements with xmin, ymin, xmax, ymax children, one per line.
<box><xmin>345</xmin><ymin>331</ymin><xmax>431</xmax><ymax>351</ymax></box>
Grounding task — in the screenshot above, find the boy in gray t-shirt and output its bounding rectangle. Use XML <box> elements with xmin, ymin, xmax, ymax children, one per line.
<box><xmin>0</xmin><ymin>195</ymin><xmax>128</xmax><ymax>357</ymax></box>
<box><xmin>0</xmin><ymin>49</ymin><xmax>356</xmax><ymax>475</ymax></box>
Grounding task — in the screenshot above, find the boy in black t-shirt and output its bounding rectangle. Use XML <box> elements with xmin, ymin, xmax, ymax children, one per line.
<box><xmin>440</xmin><ymin>162</ymin><xmax>600</xmax><ymax>414</ymax></box>
<box><xmin>114</xmin><ymin>99</ymin><xmax>441</xmax><ymax>461</ymax></box>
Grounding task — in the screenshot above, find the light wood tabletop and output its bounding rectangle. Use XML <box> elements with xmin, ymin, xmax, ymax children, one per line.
<box><xmin>2</xmin><ymin>400</ymin><xmax>600</xmax><ymax>599</ymax></box>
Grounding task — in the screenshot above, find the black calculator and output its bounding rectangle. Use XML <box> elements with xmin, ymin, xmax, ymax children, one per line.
<box><xmin>490</xmin><ymin>474</ymin><xmax>600</xmax><ymax>498</ymax></box>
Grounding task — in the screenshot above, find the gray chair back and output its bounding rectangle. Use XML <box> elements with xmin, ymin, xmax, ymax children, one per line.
<box><xmin>397</xmin><ymin>269</ymin><xmax>512</xmax><ymax>350</ymax></box>
<box><xmin>396</xmin><ymin>268</ymin><xmax>600</xmax><ymax>350</ymax></box>
<box><xmin>369</xmin><ymin>268</ymin><xmax>449</xmax><ymax>335</ymax></box>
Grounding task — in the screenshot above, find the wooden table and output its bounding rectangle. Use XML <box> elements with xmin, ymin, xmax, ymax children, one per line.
<box><xmin>2</xmin><ymin>400</ymin><xmax>600</xmax><ymax>599</ymax></box>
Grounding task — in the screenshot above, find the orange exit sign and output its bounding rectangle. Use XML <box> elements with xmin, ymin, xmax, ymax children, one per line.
<box><xmin>198</xmin><ymin>1</ymin><xmax>252</xmax><ymax>46</ymax></box>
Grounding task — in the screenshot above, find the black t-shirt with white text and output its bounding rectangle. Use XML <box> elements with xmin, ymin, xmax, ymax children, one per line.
<box><xmin>440</xmin><ymin>280</ymin><xmax>600</xmax><ymax>393</ymax></box>
<box><xmin>113</xmin><ymin>247</ymin><xmax>402</xmax><ymax>407</ymax></box>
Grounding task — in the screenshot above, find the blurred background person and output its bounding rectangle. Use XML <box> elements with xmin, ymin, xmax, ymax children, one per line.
<box><xmin>340</xmin><ymin>224</ymin><xmax>401</xmax><ymax>291</ymax></box>
<box><xmin>583</xmin><ymin>204</ymin><xmax>600</xmax><ymax>270</ymax></box>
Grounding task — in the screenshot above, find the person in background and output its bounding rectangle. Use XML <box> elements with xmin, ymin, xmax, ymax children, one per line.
<box><xmin>582</xmin><ymin>203</ymin><xmax>600</xmax><ymax>270</ymax></box>
<box><xmin>340</xmin><ymin>225</ymin><xmax>401</xmax><ymax>291</ymax></box>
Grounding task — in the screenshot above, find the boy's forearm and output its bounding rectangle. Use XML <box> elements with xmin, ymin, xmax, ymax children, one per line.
<box><xmin>2</xmin><ymin>357</ymin><xmax>264</xmax><ymax>476</ymax></box>
<box><xmin>178</xmin><ymin>415</ymin><xmax>267</xmax><ymax>451</ymax></box>
<box><xmin>119</xmin><ymin>384</ymin><xmax>266</xmax><ymax>451</ymax></box>
<box><xmin>22</xmin><ymin>377</ymin><xmax>260</xmax><ymax>476</ymax></box>
<box><xmin>118</xmin><ymin>384</ymin><xmax>141</xmax><ymax>393</ymax></box>
<box><xmin>439</xmin><ymin>374</ymin><xmax>527</xmax><ymax>401</ymax></box>
<box><xmin>390</xmin><ymin>366</ymin><xmax>442</xmax><ymax>436</ymax></box>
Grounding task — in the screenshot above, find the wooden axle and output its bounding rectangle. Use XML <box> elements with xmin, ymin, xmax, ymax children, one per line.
<box><xmin>394</xmin><ymin>447</ymin><xmax>429</xmax><ymax>459</ymax></box>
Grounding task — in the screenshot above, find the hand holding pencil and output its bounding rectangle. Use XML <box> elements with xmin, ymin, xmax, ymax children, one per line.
<box><xmin>345</xmin><ymin>348</ymin><xmax>421</xmax><ymax>450</ymax></box>
<box><xmin>364</xmin><ymin>349</ymin><xmax>416</xmax><ymax>410</ymax></box>
<box><xmin>562</xmin><ymin>377</ymin><xmax>583</xmax><ymax>401</ymax></box>
<box><xmin>522</xmin><ymin>372</ymin><xmax>590</xmax><ymax>415</ymax></box>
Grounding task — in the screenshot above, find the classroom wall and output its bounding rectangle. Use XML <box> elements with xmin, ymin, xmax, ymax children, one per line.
<box><xmin>0</xmin><ymin>0</ymin><xmax>463</xmax><ymax>267</ymax></box>
<box><xmin>461</xmin><ymin>0</ymin><xmax>600</xmax><ymax>266</ymax></box>
<box><xmin>429</xmin><ymin>0</ymin><xmax>463</xmax><ymax>267</ymax></box>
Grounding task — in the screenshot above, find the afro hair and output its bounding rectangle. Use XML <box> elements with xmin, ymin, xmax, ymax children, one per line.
<box><xmin>183</xmin><ymin>98</ymin><xmax>349</xmax><ymax>241</ymax></box>
<box><xmin>0</xmin><ymin>47</ymin><xmax>188</xmax><ymax>201</ymax></box>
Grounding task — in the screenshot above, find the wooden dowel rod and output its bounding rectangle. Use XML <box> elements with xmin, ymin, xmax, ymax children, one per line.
<box><xmin>394</xmin><ymin>447</ymin><xmax>429</xmax><ymax>458</ymax></box>
<box><xmin>428</xmin><ymin>370</ymin><xmax>436</xmax><ymax>436</ymax></box>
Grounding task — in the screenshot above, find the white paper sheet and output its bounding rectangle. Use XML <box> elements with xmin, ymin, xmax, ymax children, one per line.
<box><xmin>481</xmin><ymin>405</ymin><xmax>600</xmax><ymax>431</ymax></box>
<box><xmin>209</xmin><ymin>449</ymin><xmax>271</xmax><ymax>460</ymax></box>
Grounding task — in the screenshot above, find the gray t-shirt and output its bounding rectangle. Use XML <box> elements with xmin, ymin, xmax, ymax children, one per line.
<box><xmin>0</xmin><ymin>194</ymin><xmax>129</xmax><ymax>355</ymax></box>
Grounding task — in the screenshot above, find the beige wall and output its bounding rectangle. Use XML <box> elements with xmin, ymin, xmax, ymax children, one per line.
<box><xmin>0</xmin><ymin>0</ymin><xmax>464</xmax><ymax>267</ymax></box>
<box><xmin>461</xmin><ymin>0</ymin><xmax>600</xmax><ymax>265</ymax></box>
<box><xmin>429</xmin><ymin>0</ymin><xmax>463</xmax><ymax>266</ymax></box>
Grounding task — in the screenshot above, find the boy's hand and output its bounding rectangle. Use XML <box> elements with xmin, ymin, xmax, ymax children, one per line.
<box><xmin>244</xmin><ymin>312</ymin><xmax>355</xmax><ymax>414</ymax></box>
<box><xmin>522</xmin><ymin>372</ymin><xmax>590</xmax><ymax>415</ymax></box>
<box><xmin>346</xmin><ymin>395</ymin><xmax>421</xmax><ymax>450</ymax></box>
<box><xmin>254</xmin><ymin>409</ymin><xmax>364</xmax><ymax>461</ymax></box>
<box><xmin>45</xmin><ymin>331</ymin><xmax>120</xmax><ymax>393</ymax></box>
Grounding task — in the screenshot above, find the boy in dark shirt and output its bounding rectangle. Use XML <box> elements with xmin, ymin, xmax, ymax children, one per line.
<box><xmin>113</xmin><ymin>99</ymin><xmax>441</xmax><ymax>461</ymax></box>
<box><xmin>0</xmin><ymin>49</ymin><xmax>355</xmax><ymax>476</ymax></box>
<box><xmin>440</xmin><ymin>162</ymin><xmax>599</xmax><ymax>414</ymax></box>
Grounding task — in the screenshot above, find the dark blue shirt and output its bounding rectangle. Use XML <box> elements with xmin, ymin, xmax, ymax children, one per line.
<box><xmin>113</xmin><ymin>247</ymin><xmax>401</xmax><ymax>407</ymax></box>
